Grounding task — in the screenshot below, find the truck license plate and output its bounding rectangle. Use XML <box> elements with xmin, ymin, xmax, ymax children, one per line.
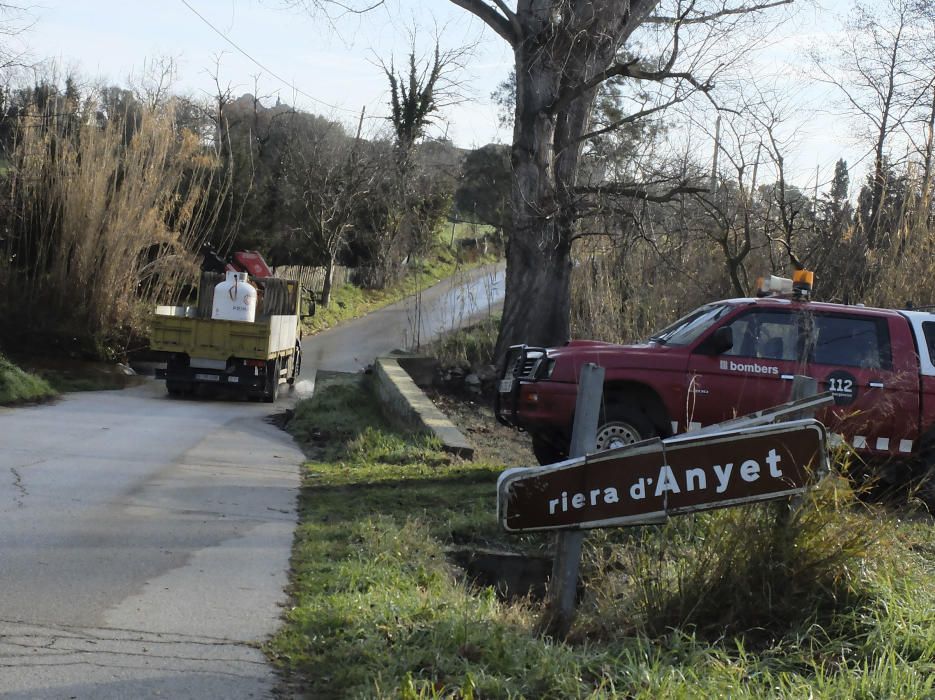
<box><xmin>499</xmin><ymin>378</ymin><xmax>515</xmax><ymax>393</ymax></box>
<box><xmin>195</xmin><ymin>373</ymin><xmax>220</xmax><ymax>382</ymax></box>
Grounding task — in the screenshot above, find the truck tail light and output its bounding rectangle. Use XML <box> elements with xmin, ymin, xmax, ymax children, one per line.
<box><xmin>245</xmin><ymin>359</ymin><xmax>265</xmax><ymax>368</ymax></box>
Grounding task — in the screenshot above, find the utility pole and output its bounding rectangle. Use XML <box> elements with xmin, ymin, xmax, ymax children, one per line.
<box><xmin>710</xmin><ymin>115</ymin><xmax>722</xmax><ymax>193</ymax></box>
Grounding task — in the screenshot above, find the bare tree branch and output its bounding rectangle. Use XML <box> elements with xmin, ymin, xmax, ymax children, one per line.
<box><xmin>574</xmin><ymin>95</ymin><xmax>692</xmax><ymax>145</ymax></box>
<box><xmin>646</xmin><ymin>0</ymin><xmax>792</xmax><ymax>25</ymax></box>
<box><xmin>575</xmin><ymin>182</ymin><xmax>709</xmax><ymax>202</ymax></box>
<box><xmin>447</xmin><ymin>0</ymin><xmax>517</xmax><ymax>46</ymax></box>
<box><xmin>549</xmin><ymin>5</ymin><xmax>722</xmax><ymax>118</ymax></box>
<box><xmin>280</xmin><ymin>0</ymin><xmax>384</xmax><ymax>15</ymax></box>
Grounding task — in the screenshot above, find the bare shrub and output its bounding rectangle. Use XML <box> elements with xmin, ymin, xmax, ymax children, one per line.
<box><xmin>569</xmin><ymin>165</ymin><xmax>935</xmax><ymax>344</ymax></box>
<box><xmin>577</xmin><ymin>471</ymin><xmax>884</xmax><ymax>641</ymax></box>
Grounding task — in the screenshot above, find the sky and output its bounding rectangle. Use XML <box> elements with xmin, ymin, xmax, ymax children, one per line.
<box><xmin>19</xmin><ymin>0</ymin><xmax>864</xmax><ymax>189</ymax></box>
<box><xmin>23</xmin><ymin>0</ymin><xmax>513</xmax><ymax>145</ymax></box>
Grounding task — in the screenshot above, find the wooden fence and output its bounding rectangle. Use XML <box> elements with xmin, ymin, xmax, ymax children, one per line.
<box><xmin>271</xmin><ymin>265</ymin><xmax>350</xmax><ymax>297</ymax></box>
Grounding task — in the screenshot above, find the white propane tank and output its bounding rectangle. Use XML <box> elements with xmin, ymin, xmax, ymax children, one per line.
<box><xmin>212</xmin><ymin>271</ymin><xmax>257</xmax><ymax>322</ymax></box>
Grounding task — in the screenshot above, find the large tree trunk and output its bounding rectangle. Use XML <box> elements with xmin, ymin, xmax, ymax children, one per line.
<box><xmin>493</xmin><ymin>1</ymin><xmax>659</xmax><ymax>360</ymax></box>
<box><xmin>497</xmin><ymin>37</ymin><xmax>575</xmax><ymax>356</ymax></box>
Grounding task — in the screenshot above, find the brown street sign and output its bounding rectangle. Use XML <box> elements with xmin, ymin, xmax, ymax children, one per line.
<box><xmin>498</xmin><ymin>419</ymin><xmax>827</xmax><ymax>532</ymax></box>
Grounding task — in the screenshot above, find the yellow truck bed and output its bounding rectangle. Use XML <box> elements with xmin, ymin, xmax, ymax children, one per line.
<box><xmin>151</xmin><ymin>306</ymin><xmax>298</xmax><ymax>362</ymax></box>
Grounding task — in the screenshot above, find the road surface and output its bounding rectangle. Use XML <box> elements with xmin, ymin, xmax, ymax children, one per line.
<box><xmin>300</xmin><ymin>261</ymin><xmax>504</xmax><ymax>374</ymax></box>
<box><xmin>0</xmin><ymin>263</ymin><xmax>505</xmax><ymax>698</ymax></box>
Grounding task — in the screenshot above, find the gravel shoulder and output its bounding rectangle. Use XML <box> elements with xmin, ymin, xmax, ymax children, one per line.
<box><xmin>426</xmin><ymin>390</ymin><xmax>536</xmax><ymax>467</ymax></box>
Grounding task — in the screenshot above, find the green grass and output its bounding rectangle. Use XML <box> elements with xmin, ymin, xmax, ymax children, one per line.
<box><xmin>429</xmin><ymin>315</ymin><xmax>501</xmax><ymax>368</ymax></box>
<box><xmin>271</xmin><ymin>376</ymin><xmax>935</xmax><ymax>698</ymax></box>
<box><xmin>305</xmin><ymin>244</ymin><xmax>499</xmax><ymax>336</ymax></box>
<box><xmin>8</xmin><ymin>355</ymin><xmax>142</xmax><ymax>393</ymax></box>
<box><xmin>0</xmin><ymin>354</ymin><xmax>56</xmax><ymax>404</ymax></box>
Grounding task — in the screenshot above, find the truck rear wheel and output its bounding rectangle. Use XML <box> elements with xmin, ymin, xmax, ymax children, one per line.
<box><xmin>910</xmin><ymin>435</ymin><xmax>935</xmax><ymax>511</ymax></box>
<box><xmin>263</xmin><ymin>358</ymin><xmax>280</xmax><ymax>403</ymax></box>
<box><xmin>595</xmin><ymin>403</ymin><xmax>654</xmax><ymax>452</ymax></box>
<box><xmin>915</xmin><ymin>471</ymin><xmax>935</xmax><ymax>511</ymax></box>
<box><xmin>166</xmin><ymin>381</ymin><xmax>191</xmax><ymax>397</ymax></box>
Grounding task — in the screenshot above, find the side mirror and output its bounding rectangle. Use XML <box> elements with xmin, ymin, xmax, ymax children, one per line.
<box><xmin>698</xmin><ymin>326</ymin><xmax>733</xmax><ymax>355</ymax></box>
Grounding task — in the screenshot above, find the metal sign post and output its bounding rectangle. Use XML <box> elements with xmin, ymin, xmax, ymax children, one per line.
<box><xmin>776</xmin><ymin>375</ymin><xmax>820</xmax><ymax>525</ymax></box>
<box><xmin>538</xmin><ymin>362</ymin><xmax>604</xmax><ymax>639</ymax></box>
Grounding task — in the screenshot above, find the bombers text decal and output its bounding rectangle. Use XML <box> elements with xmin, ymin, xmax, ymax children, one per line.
<box><xmin>719</xmin><ymin>359</ymin><xmax>780</xmax><ymax>376</ymax></box>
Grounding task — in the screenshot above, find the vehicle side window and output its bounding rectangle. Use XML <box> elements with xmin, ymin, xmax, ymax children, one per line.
<box><xmin>722</xmin><ymin>310</ymin><xmax>798</xmax><ymax>361</ymax></box>
<box><xmin>923</xmin><ymin>322</ymin><xmax>935</xmax><ymax>365</ymax></box>
<box><xmin>808</xmin><ymin>314</ymin><xmax>892</xmax><ymax>369</ymax></box>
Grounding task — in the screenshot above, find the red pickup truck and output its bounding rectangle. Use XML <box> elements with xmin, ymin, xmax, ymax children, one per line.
<box><xmin>496</xmin><ymin>291</ymin><xmax>935</xmax><ymax>489</ymax></box>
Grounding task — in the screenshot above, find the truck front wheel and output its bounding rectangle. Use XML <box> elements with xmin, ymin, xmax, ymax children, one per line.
<box><xmin>595</xmin><ymin>403</ymin><xmax>654</xmax><ymax>452</ymax></box>
<box><xmin>287</xmin><ymin>341</ymin><xmax>301</xmax><ymax>386</ymax></box>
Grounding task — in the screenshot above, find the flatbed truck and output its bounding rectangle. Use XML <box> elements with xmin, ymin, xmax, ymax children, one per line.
<box><xmin>151</xmin><ymin>270</ymin><xmax>310</xmax><ymax>402</ymax></box>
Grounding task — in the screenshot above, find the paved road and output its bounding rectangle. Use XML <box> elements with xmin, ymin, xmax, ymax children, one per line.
<box><xmin>300</xmin><ymin>261</ymin><xmax>505</xmax><ymax>374</ymax></box>
<box><xmin>0</xmin><ymin>263</ymin><xmax>505</xmax><ymax>698</ymax></box>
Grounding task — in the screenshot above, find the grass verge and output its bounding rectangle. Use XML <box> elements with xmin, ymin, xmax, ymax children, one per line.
<box><xmin>0</xmin><ymin>354</ymin><xmax>57</xmax><ymax>404</ymax></box>
<box><xmin>8</xmin><ymin>354</ymin><xmax>144</xmax><ymax>393</ymax></box>
<box><xmin>271</xmin><ymin>376</ymin><xmax>935</xmax><ymax>698</ymax></box>
<box><xmin>429</xmin><ymin>315</ymin><xmax>500</xmax><ymax>369</ymax></box>
<box><xmin>305</xmin><ymin>245</ymin><xmax>499</xmax><ymax>336</ymax></box>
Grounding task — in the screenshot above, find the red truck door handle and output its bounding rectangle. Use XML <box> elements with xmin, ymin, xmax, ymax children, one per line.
<box><xmin>868</xmin><ymin>381</ymin><xmax>885</xmax><ymax>388</ymax></box>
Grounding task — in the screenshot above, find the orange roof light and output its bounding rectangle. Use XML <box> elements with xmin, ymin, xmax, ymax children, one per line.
<box><xmin>793</xmin><ymin>269</ymin><xmax>814</xmax><ymax>299</ymax></box>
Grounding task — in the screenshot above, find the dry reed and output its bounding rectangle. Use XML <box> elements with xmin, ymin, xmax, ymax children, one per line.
<box><xmin>0</xmin><ymin>98</ymin><xmax>225</xmax><ymax>356</ymax></box>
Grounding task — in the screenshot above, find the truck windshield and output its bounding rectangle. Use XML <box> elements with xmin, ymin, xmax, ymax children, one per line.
<box><xmin>648</xmin><ymin>304</ymin><xmax>732</xmax><ymax>346</ymax></box>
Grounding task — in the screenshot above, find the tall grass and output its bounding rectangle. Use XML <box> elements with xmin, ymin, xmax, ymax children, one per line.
<box><xmin>858</xmin><ymin>175</ymin><xmax>935</xmax><ymax>310</ymax></box>
<box><xmin>570</xmin><ymin>238</ymin><xmax>733</xmax><ymax>344</ymax></box>
<box><xmin>431</xmin><ymin>315</ymin><xmax>500</xmax><ymax>368</ymax></box>
<box><xmin>579</xmin><ymin>474</ymin><xmax>881</xmax><ymax>642</ymax></box>
<box><xmin>0</xmin><ymin>99</ymin><xmax>224</xmax><ymax>356</ymax></box>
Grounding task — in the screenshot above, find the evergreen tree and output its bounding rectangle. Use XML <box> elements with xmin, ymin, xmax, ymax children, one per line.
<box><xmin>822</xmin><ymin>159</ymin><xmax>853</xmax><ymax>238</ymax></box>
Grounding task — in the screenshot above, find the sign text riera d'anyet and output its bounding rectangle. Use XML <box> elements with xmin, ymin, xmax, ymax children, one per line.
<box><xmin>498</xmin><ymin>420</ymin><xmax>826</xmax><ymax>532</ymax></box>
